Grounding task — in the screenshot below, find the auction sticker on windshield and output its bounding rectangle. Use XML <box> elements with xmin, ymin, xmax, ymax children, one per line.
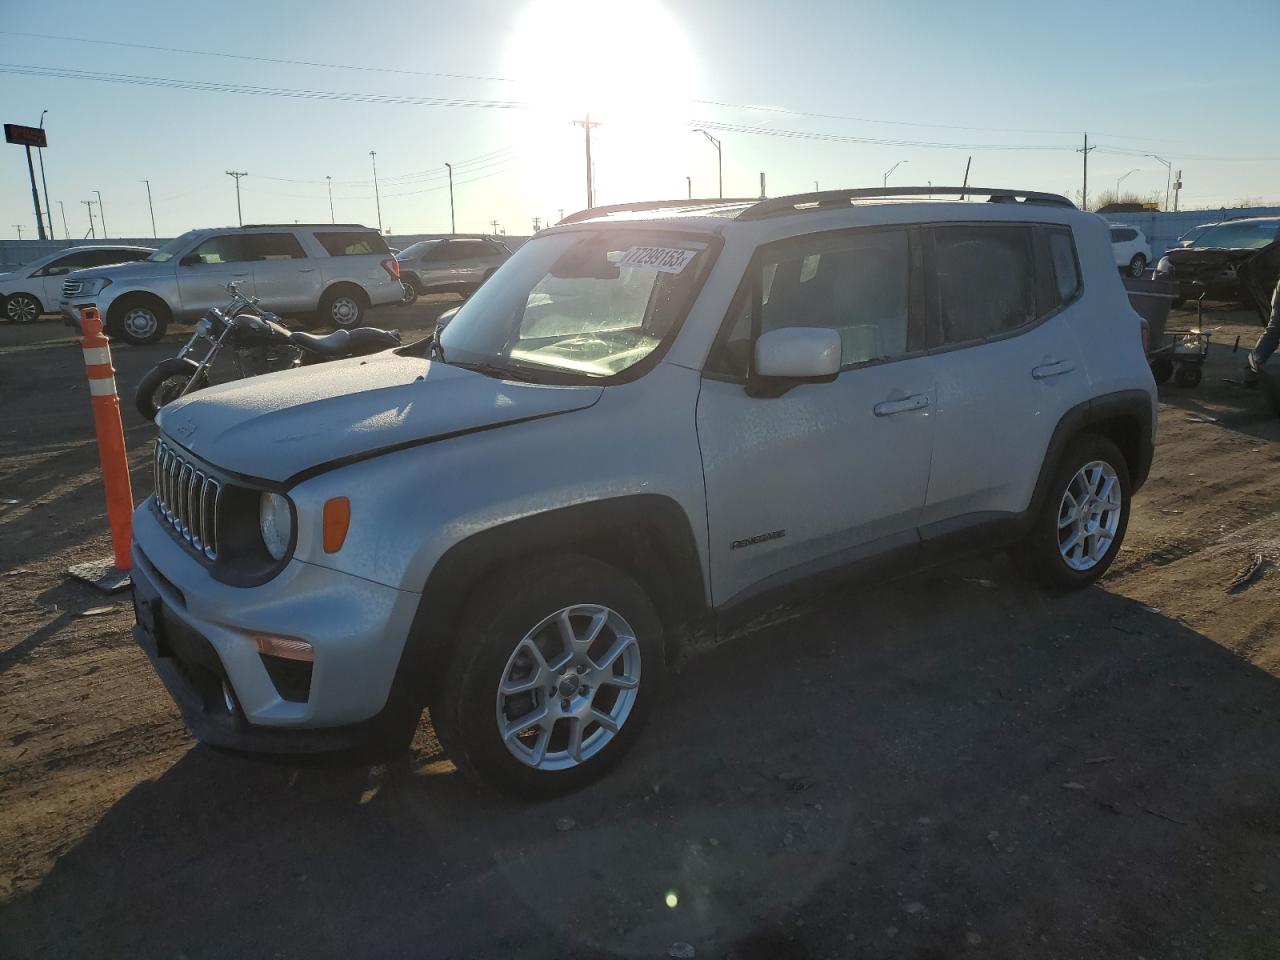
<box><xmin>618</xmin><ymin>246</ymin><xmax>698</xmax><ymax>274</ymax></box>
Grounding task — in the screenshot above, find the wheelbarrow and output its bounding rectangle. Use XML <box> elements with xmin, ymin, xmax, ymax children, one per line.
<box><xmin>1124</xmin><ymin>276</ymin><xmax>1210</xmax><ymax>388</ymax></box>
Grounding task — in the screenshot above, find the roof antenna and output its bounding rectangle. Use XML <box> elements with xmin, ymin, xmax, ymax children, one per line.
<box><xmin>961</xmin><ymin>156</ymin><xmax>971</xmax><ymax>200</ymax></box>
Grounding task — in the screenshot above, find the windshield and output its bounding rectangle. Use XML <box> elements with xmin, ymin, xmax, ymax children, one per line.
<box><xmin>1190</xmin><ymin>220</ymin><xmax>1280</xmax><ymax>250</ymax></box>
<box><xmin>146</xmin><ymin>230</ymin><xmax>200</xmax><ymax>262</ymax></box>
<box><xmin>437</xmin><ymin>229</ymin><xmax>712</xmax><ymax>380</ymax></box>
<box><xmin>397</xmin><ymin>240</ymin><xmax>439</xmax><ymax>260</ymax></box>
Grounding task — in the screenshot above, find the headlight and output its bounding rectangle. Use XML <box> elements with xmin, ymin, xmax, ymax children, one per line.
<box><xmin>76</xmin><ymin>277</ymin><xmax>112</xmax><ymax>295</ymax></box>
<box><xmin>258</xmin><ymin>492</ymin><xmax>293</xmax><ymax>561</ymax></box>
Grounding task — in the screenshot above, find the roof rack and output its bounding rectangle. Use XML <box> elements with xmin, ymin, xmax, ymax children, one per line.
<box><xmin>737</xmin><ymin>186</ymin><xmax>1075</xmax><ymax>221</ymax></box>
<box><xmin>240</xmin><ymin>223</ymin><xmax>373</xmax><ymax>229</ymax></box>
<box><xmin>558</xmin><ymin>198</ymin><xmax>757</xmax><ymax>225</ymax></box>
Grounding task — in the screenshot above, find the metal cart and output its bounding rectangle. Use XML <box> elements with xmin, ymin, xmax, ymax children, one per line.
<box><xmin>1124</xmin><ymin>277</ymin><xmax>1210</xmax><ymax>388</ymax></box>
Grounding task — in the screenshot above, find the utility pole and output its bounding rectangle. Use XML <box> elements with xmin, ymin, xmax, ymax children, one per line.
<box><xmin>37</xmin><ymin>110</ymin><xmax>52</xmax><ymax>239</ymax></box>
<box><xmin>1077</xmin><ymin>133</ymin><xmax>1095</xmax><ymax>210</ymax></box>
<box><xmin>1173</xmin><ymin>169</ymin><xmax>1182</xmax><ymax>212</ymax></box>
<box><xmin>81</xmin><ymin>199</ymin><xmax>96</xmax><ymax>239</ymax></box>
<box><xmin>572</xmin><ymin>115</ymin><xmax>601</xmax><ymax>208</ymax></box>
<box><xmin>58</xmin><ymin>200</ymin><xmax>68</xmax><ymax>240</ymax></box>
<box><xmin>94</xmin><ymin>189</ymin><xmax>108</xmax><ymax>238</ymax></box>
<box><xmin>557</xmin><ymin>208</ymin><xmax>564</xmax><ymax>223</ymax></box>
<box><xmin>1147</xmin><ymin>155</ymin><xmax>1172</xmax><ymax>210</ymax></box>
<box><xmin>759</xmin><ymin>172</ymin><xmax>766</xmax><ymax>199</ymax></box>
<box><xmin>326</xmin><ymin>175</ymin><xmax>335</xmax><ymax>223</ymax></box>
<box><xmin>693</xmin><ymin>129</ymin><xmax>722</xmax><ymax>198</ymax></box>
<box><xmin>961</xmin><ymin>156</ymin><xmax>971</xmax><ymax>199</ymax></box>
<box><xmin>687</xmin><ymin>175</ymin><xmax>692</xmax><ymax>199</ymax></box>
<box><xmin>814</xmin><ymin>180</ymin><xmax>819</xmax><ymax>192</ymax></box>
<box><xmin>369</xmin><ymin>151</ymin><xmax>382</xmax><ymax>233</ymax></box>
<box><xmin>882</xmin><ymin>160</ymin><xmax>907</xmax><ymax>188</ymax></box>
<box><xmin>532</xmin><ymin>216</ymin><xmax>542</xmax><ymax>232</ymax></box>
<box><xmin>445</xmin><ymin>162</ymin><xmax>455</xmax><ymax>234</ymax></box>
<box><xmin>12</xmin><ymin>224</ymin><xmax>22</xmax><ymax>241</ymax></box>
<box><xmin>141</xmin><ymin>179</ymin><xmax>157</xmax><ymax>238</ymax></box>
<box><xmin>490</xmin><ymin>219</ymin><xmax>499</xmax><ymax>234</ymax></box>
<box><xmin>225</xmin><ymin>171</ymin><xmax>247</xmax><ymax>226</ymax></box>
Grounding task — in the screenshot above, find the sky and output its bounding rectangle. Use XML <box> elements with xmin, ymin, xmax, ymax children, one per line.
<box><xmin>1</xmin><ymin>0</ymin><xmax>1278</xmax><ymax>240</ymax></box>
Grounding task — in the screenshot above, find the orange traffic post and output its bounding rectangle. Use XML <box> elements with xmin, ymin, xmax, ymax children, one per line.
<box><xmin>68</xmin><ymin>305</ymin><xmax>135</xmax><ymax>592</ymax></box>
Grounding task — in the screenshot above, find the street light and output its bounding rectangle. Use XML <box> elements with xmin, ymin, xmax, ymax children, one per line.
<box><xmin>369</xmin><ymin>151</ymin><xmax>383</xmax><ymax>234</ymax></box>
<box><xmin>445</xmin><ymin>162</ymin><xmax>455</xmax><ymax>234</ymax></box>
<box><xmin>141</xmin><ymin>179</ymin><xmax>156</xmax><ymax>238</ymax></box>
<box><xmin>1116</xmin><ymin>168</ymin><xmax>1140</xmax><ymax>199</ymax></box>
<box><xmin>692</xmin><ymin>129</ymin><xmax>722</xmax><ymax>198</ymax></box>
<box><xmin>37</xmin><ymin>110</ymin><xmax>53</xmax><ymax>239</ymax></box>
<box><xmin>883</xmin><ymin>160</ymin><xmax>908</xmax><ymax>187</ymax></box>
<box><xmin>1146</xmin><ymin>154</ymin><xmax>1172</xmax><ymax>210</ymax></box>
<box><xmin>325</xmin><ymin>175</ymin><xmax>334</xmax><ymax>223</ymax></box>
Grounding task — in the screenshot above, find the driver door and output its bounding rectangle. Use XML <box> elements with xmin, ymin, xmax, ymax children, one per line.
<box><xmin>176</xmin><ymin>234</ymin><xmax>253</xmax><ymax>319</ymax></box>
<box><xmin>696</xmin><ymin>226</ymin><xmax>936</xmax><ymax>607</ymax></box>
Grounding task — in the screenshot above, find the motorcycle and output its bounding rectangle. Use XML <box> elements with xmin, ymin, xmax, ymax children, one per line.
<box><xmin>135</xmin><ymin>282</ymin><xmax>401</xmax><ymax>421</ymax></box>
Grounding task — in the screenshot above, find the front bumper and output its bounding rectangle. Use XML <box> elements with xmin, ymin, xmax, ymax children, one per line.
<box><xmin>131</xmin><ymin>501</ymin><xmax>423</xmax><ymax>752</ymax></box>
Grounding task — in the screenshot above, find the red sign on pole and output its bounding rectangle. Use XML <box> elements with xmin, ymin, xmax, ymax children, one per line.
<box><xmin>4</xmin><ymin>123</ymin><xmax>47</xmax><ymax>148</ymax></box>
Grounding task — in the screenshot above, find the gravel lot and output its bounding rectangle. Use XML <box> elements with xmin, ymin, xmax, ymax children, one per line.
<box><xmin>2</xmin><ymin>302</ymin><xmax>1279</xmax><ymax>960</ymax></box>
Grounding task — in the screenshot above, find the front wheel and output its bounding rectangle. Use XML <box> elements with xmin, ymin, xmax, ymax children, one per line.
<box><xmin>1009</xmin><ymin>434</ymin><xmax>1131</xmax><ymax>591</ymax></box>
<box><xmin>134</xmin><ymin>357</ymin><xmax>209</xmax><ymax>422</ymax></box>
<box><xmin>432</xmin><ymin>555</ymin><xmax>664</xmax><ymax>796</ymax></box>
<box><xmin>1129</xmin><ymin>253</ymin><xmax>1148</xmax><ymax>278</ymax></box>
<box><xmin>4</xmin><ymin>293</ymin><xmax>41</xmax><ymax>323</ymax></box>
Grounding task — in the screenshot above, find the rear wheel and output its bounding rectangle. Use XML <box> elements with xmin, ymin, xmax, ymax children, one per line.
<box><xmin>134</xmin><ymin>357</ymin><xmax>209</xmax><ymax>421</ymax></box>
<box><xmin>4</xmin><ymin>293</ymin><xmax>41</xmax><ymax>323</ymax></box>
<box><xmin>398</xmin><ymin>280</ymin><xmax>417</xmax><ymax>306</ymax></box>
<box><xmin>1150</xmin><ymin>357</ymin><xmax>1174</xmax><ymax>384</ymax></box>
<box><xmin>1128</xmin><ymin>253</ymin><xmax>1148</xmax><ymax>277</ymax></box>
<box><xmin>433</xmin><ymin>555</ymin><xmax>664</xmax><ymax>796</ymax></box>
<box><xmin>1010</xmin><ymin>434</ymin><xmax>1131</xmax><ymax>591</ymax></box>
<box><xmin>1173</xmin><ymin>362</ymin><xmax>1203</xmax><ymax>388</ymax></box>
<box><xmin>321</xmin><ymin>287</ymin><xmax>366</xmax><ymax>328</ymax></box>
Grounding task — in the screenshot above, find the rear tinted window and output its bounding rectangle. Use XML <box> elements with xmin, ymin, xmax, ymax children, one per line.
<box><xmin>1110</xmin><ymin>227</ymin><xmax>1137</xmax><ymax>242</ymax></box>
<box><xmin>247</xmin><ymin>233</ymin><xmax>306</xmax><ymax>260</ymax></box>
<box><xmin>452</xmin><ymin>240</ymin><xmax>498</xmax><ymax>258</ymax></box>
<box><xmin>313</xmin><ymin>231</ymin><xmax>390</xmax><ymax>257</ymax></box>
<box><xmin>933</xmin><ymin>225</ymin><xmax>1037</xmax><ymax>344</ymax></box>
<box><xmin>1047</xmin><ymin>227</ymin><xmax>1082</xmax><ymax>305</ymax></box>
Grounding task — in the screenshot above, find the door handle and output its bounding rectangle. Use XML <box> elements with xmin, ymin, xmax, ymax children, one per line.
<box><xmin>873</xmin><ymin>393</ymin><xmax>930</xmax><ymax>417</ymax></box>
<box><xmin>298</xmin><ymin>267</ymin><xmax>316</xmax><ymax>273</ymax></box>
<box><xmin>1032</xmin><ymin>360</ymin><xmax>1076</xmax><ymax>380</ymax></box>
<box><xmin>232</xmin><ymin>272</ymin><xmax>250</xmax><ymax>277</ymax></box>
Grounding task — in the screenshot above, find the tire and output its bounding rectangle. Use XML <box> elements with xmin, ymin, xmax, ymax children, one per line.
<box><xmin>134</xmin><ymin>357</ymin><xmax>209</xmax><ymax>421</ymax></box>
<box><xmin>1172</xmin><ymin>363</ymin><xmax>1203</xmax><ymax>388</ymax></box>
<box><xmin>320</xmin><ymin>287</ymin><xmax>366</xmax><ymax>329</ymax></box>
<box><xmin>1150</xmin><ymin>357</ymin><xmax>1174</xmax><ymax>384</ymax></box>
<box><xmin>433</xmin><ymin>554</ymin><xmax>665</xmax><ymax>797</ymax></box>
<box><xmin>4</xmin><ymin>292</ymin><xmax>42</xmax><ymax>324</ymax></box>
<box><xmin>1128</xmin><ymin>254</ymin><xmax>1148</xmax><ymax>278</ymax></box>
<box><xmin>110</xmin><ymin>295</ymin><xmax>170</xmax><ymax>345</ymax></box>
<box><xmin>1009</xmin><ymin>434</ymin><xmax>1131</xmax><ymax>591</ymax></box>
<box><xmin>398</xmin><ymin>280</ymin><xmax>417</xmax><ymax>307</ymax></box>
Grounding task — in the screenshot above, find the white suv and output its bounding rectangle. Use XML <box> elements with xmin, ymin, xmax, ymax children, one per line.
<box><xmin>60</xmin><ymin>224</ymin><xmax>402</xmax><ymax>344</ymax></box>
<box><xmin>1109</xmin><ymin>224</ymin><xmax>1152</xmax><ymax>277</ymax></box>
<box><xmin>130</xmin><ymin>188</ymin><xmax>1156</xmax><ymax>795</ymax></box>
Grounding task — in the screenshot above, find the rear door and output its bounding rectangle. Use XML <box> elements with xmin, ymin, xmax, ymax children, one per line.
<box><xmin>176</xmin><ymin>234</ymin><xmax>253</xmax><ymax>316</ymax></box>
<box><xmin>920</xmin><ymin>223</ymin><xmax>1088</xmax><ymax>538</ymax></box>
<box><xmin>246</xmin><ymin>232</ymin><xmax>319</xmax><ymax>312</ymax></box>
<box><xmin>696</xmin><ymin>226</ymin><xmax>936</xmax><ymax>606</ymax></box>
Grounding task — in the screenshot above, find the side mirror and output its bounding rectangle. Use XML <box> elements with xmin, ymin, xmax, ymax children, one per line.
<box><xmin>435</xmin><ymin>306</ymin><xmax>459</xmax><ymax>331</ymax></box>
<box><xmin>752</xmin><ymin>327</ymin><xmax>841</xmax><ymax>385</ymax></box>
<box><xmin>179</xmin><ymin>253</ymin><xmax>201</xmax><ymax>266</ymax></box>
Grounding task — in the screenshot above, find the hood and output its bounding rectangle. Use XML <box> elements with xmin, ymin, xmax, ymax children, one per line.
<box><xmin>156</xmin><ymin>350</ymin><xmax>603</xmax><ymax>483</ymax></box>
<box><xmin>66</xmin><ymin>259</ymin><xmax>169</xmax><ymax>282</ymax></box>
<box><xmin>1237</xmin><ymin>241</ymin><xmax>1279</xmax><ymax>321</ymax></box>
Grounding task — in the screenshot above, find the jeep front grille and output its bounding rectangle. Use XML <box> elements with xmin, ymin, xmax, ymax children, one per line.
<box><xmin>61</xmin><ymin>278</ymin><xmax>84</xmax><ymax>298</ymax></box>
<box><xmin>153</xmin><ymin>440</ymin><xmax>221</xmax><ymax>560</ymax></box>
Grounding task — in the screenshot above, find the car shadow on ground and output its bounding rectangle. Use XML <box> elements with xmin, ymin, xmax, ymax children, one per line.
<box><xmin>3</xmin><ymin>562</ymin><xmax>1280</xmax><ymax>959</ymax></box>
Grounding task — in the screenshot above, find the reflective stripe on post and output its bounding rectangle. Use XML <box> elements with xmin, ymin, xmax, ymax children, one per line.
<box><xmin>79</xmin><ymin>305</ymin><xmax>134</xmax><ymax>571</ymax></box>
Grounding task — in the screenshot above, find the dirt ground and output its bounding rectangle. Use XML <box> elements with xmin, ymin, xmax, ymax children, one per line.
<box><xmin>1</xmin><ymin>301</ymin><xmax>1279</xmax><ymax>960</ymax></box>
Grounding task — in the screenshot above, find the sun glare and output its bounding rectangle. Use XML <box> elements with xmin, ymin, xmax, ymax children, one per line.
<box><xmin>505</xmin><ymin>0</ymin><xmax>704</xmax><ymax>215</ymax></box>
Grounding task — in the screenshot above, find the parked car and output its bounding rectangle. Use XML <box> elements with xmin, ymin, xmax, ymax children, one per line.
<box><xmin>1177</xmin><ymin>222</ymin><xmax>1218</xmax><ymax>247</ymax></box>
<box><xmin>1109</xmin><ymin>224</ymin><xmax>1151</xmax><ymax>277</ymax></box>
<box><xmin>60</xmin><ymin>224</ymin><xmax>402</xmax><ymax>344</ymax></box>
<box><xmin>1155</xmin><ymin>217</ymin><xmax>1280</xmax><ymax>303</ymax></box>
<box><xmin>1</xmin><ymin>245</ymin><xmax>153</xmax><ymax>323</ymax></box>
<box><xmin>396</xmin><ymin>237</ymin><xmax>511</xmax><ymax>298</ymax></box>
<box><xmin>130</xmin><ymin>187</ymin><xmax>1155</xmax><ymax>795</ymax></box>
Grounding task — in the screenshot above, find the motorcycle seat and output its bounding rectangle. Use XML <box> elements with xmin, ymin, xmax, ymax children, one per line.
<box><xmin>291</xmin><ymin>327</ymin><xmax>401</xmax><ymax>357</ymax></box>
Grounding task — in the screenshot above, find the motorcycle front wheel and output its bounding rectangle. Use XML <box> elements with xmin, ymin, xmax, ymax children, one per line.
<box><xmin>135</xmin><ymin>358</ymin><xmax>210</xmax><ymax>422</ymax></box>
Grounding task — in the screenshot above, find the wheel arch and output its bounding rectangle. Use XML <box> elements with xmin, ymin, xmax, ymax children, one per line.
<box><xmin>321</xmin><ymin>280</ymin><xmax>371</xmax><ymax>306</ymax></box>
<box><xmin>106</xmin><ymin>290</ymin><xmax>171</xmax><ymax>332</ymax></box>
<box><xmin>4</xmin><ymin>290</ymin><xmax>45</xmax><ymax>314</ymax></box>
<box><xmin>1028</xmin><ymin>389</ymin><xmax>1154</xmax><ymax>523</ymax></box>
<box><xmin>398</xmin><ymin>495</ymin><xmax>709</xmax><ymax>705</ymax></box>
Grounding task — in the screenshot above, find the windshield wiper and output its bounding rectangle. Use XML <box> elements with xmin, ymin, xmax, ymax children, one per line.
<box><xmin>448</xmin><ymin>359</ymin><xmax>542</xmax><ymax>382</ymax></box>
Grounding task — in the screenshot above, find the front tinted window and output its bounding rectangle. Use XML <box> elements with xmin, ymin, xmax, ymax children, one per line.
<box><xmin>933</xmin><ymin>225</ymin><xmax>1036</xmax><ymax>344</ymax></box>
<box><xmin>148</xmin><ymin>231</ymin><xmax>200</xmax><ymax>262</ymax></box>
<box><xmin>397</xmin><ymin>240</ymin><xmax>437</xmax><ymax>260</ymax></box>
<box><xmin>1191</xmin><ymin>220</ymin><xmax>1280</xmax><ymax>250</ymax></box>
<box><xmin>188</xmin><ymin>235</ymin><xmax>246</xmax><ymax>265</ymax></box>
<box><xmin>246</xmin><ymin>233</ymin><xmax>306</xmax><ymax>260</ymax></box>
<box><xmin>439</xmin><ymin>230</ymin><xmax>711</xmax><ymax>379</ymax></box>
<box><xmin>313</xmin><ymin>231</ymin><xmax>390</xmax><ymax>256</ymax></box>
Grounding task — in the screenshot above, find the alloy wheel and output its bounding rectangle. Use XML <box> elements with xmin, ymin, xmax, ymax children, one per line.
<box><xmin>495</xmin><ymin>604</ymin><xmax>642</xmax><ymax>771</ymax></box>
<box><xmin>5</xmin><ymin>295</ymin><xmax>38</xmax><ymax>323</ymax></box>
<box><xmin>1058</xmin><ymin>460</ymin><xmax>1122</xmax><ymax>571</ymax></box>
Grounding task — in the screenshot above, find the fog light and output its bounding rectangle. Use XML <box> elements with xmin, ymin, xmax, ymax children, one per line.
<box><xmin>250</xmin><ymin>632</ymin><xmax>314</xmax><ymax>662</ymax></box>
